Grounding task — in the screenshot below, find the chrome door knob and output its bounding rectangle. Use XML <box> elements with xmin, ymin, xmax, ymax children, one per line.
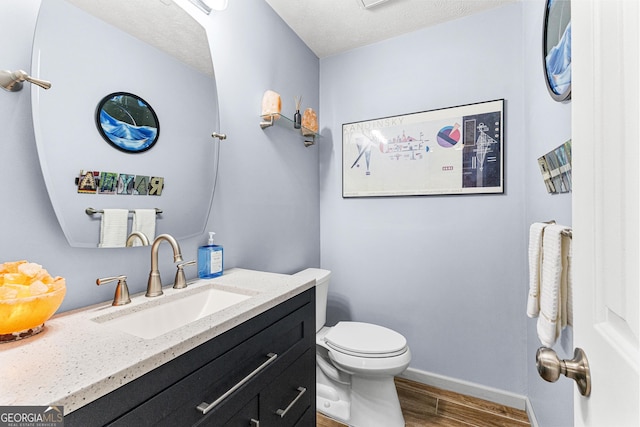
<box><xmin>536</xmin><ymin>347</ymin><xmax>591</xmax><ymax>396</ymax></box>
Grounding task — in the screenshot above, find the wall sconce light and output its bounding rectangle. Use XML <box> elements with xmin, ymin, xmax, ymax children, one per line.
<box><xmin>189</xmin><ymin>0</ymin><xmax>228</xmax><ymax>14</ymax></box>
<box><xmin>1</xmin><ymin>69</ymin><xmax>51</xmax><ymax>92</ymax></box>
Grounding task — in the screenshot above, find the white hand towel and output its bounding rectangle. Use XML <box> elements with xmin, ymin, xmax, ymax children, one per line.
<box><xmin>131</xmin><ymin>209</ymin><xmax>156</xmax><ymax>246</ymax></box>
<box><xmin>537</xmin><ymin>224</ymin><xmax>571</xmax><ymax>347</ymax></box>
<box><xmin>560</xmin><ymin>233</ymin><xmax>571</xmax><ymax>330</ymax></box>
<box><xmin>527</xmin><ymin>222</ymin><xmax>548</xmax><ymax>318</ymax></box>
<box><xmin>98</xmin><ymin>209</ymin><xmax>129</xmax><ymax>248</ymax></box>
<box><xmin>566</xmin><ymin>237</ymin><xmax>573</xmax><ymax>327</ymax></box>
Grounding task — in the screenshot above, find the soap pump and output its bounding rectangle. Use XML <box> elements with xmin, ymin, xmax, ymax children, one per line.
<box><xmin>197</xmin><ymin>232</ymin><xmax>223</xmax><ymax>279</ymax></box>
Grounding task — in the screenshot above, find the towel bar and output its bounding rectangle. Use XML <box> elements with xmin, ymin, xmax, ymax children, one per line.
<box><xmin>544</xmin><ymin>220</ymin><xmax>572</xmax><ymax>238</ymax></box>
<box><xmin>85</xmin><ymin>207</ymin><xmax>162</xmax><ymax>216</ymax></box>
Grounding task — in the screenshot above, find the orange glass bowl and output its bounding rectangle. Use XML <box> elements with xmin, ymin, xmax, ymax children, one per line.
<box><xmin>0</xmin><ymin>284</ymin><xmax>66</xmax><ymax>342</ymax></box>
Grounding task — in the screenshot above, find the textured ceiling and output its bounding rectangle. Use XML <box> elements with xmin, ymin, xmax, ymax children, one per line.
<box><xmin>265</xmin><ymin>0</ymin><xmax>518</xmax><ymax>58</ymax></box>
<box><xmin>66</xmin><ymin>0</ymin><xmax>213</xmax><ymax>77</ymax></box>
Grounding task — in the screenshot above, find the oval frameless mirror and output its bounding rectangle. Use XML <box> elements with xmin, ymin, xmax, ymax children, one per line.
<box><xmin>31</xmin><ymin>0</ymin><xmax>220</xmax><ymax>248</ymax></box>
<box><xmin>96</xmin><ymin>92</ymin><xmax>160</xmax><ymax>153</ymax></box>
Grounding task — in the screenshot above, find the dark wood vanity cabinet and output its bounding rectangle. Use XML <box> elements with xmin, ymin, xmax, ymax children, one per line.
<box><xmin>65</xmin><ymin>288</ymin><xmax>316</xmax><ymax>427</ymax></box>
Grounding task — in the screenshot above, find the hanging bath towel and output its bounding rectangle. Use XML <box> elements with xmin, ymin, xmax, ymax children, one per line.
<box><xmin>527</xmin><ymin>222</ymin><xmax>548</xmax><ymax>318</ymax></box>
<box><xmin>537</xmin><ymin>224</ymin><xmax>571</xmax><ymax>347</ymax></box>
<box><xmin>98</xmin><ymin>209</ymin><xmax>129</xmax><ymax>248</ymax></box>
<box><xmin>132</xmin><ymin>209</ymin><xmax>156</xmax><ymax>246</ymax></box>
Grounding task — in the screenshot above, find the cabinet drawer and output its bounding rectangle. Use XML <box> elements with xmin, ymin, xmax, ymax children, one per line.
<box><xmin>259</xmin><ymin>349</ymin><xmax>315</xmax><ymax>427</ymax></box>
<box><xmin>222</xmin><ymin>396</ymin><xmax>259</xmax><ymax>427</ymax></box>
<box><xmin>293</xmin><ymin>407</ymin><xmax>315</xmax><ymax>426</ymax></box>
<box><xmin>110</xmin><ymin>299</ymin><xmax>313</xmax><ymax>426</ymax></box>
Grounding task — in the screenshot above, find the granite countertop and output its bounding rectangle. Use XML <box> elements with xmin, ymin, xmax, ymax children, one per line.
<box><xmin>0</xmin><ymin>268</ymin><xmax>314</xmax><ymax>413</ymax></box>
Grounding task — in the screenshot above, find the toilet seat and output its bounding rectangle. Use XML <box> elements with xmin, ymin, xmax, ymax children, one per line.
<box><xmin>324</xmin><ymin>321</ymin><xmax>408</xmax><ymax>358</ymax></box>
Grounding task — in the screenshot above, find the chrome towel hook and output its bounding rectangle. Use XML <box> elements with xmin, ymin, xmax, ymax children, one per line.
<box><xmin>0</xmin><ymin>69</ymin><xmax>52</xmax><ymax>92</ymax></box>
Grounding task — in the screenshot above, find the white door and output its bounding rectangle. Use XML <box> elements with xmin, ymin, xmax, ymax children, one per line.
<box><xmin>572</xmin><ymin>0</ymin><xmax>640</xmax><ymax>426</ymax></box>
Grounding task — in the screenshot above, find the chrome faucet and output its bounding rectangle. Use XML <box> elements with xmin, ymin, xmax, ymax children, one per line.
<box><xmin>126</xmin><ymin>231</ymin><xmax>150</xmax><ymax>247</ymax></box>
<box><xmin>146</xmin><ymin>234</ymin><xmax>183</xmax><ymax>297</ymax></box>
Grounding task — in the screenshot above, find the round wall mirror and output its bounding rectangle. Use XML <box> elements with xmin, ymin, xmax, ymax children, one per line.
<box><xmin>543</xmin><ymin>0</ymin><xmax>571</xmax><ymax>102</ymax></box>
<box><xmin>96</xmin><ymin>92</ymin><xmax>159</xmax><ymax>153</ymax></box>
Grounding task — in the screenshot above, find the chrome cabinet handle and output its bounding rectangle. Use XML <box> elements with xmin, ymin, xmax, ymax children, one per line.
<box><xmin>536</xmin><ymin>347</ymin><xmax>591</xmax><ymax>396</ymax></box>
<box><xmin>196</xmin><ymin>353</ymin><xmax>278</xmax><ymax>415</ymax></box>
<box><xmin>275</xmin><ymin>386</ymin><xmax>307</xmax><ymax>418</ymax></box>
<box><xmin>250</xmin><ymin>419</ymin><xmax>260</xmax><ymax>427</ymax></box>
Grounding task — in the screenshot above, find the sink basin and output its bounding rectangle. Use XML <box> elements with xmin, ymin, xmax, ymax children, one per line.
<box><xmin>92</xmin><ymin>287</ymin><xmax>251</xmax><ymax>339</ymax></box>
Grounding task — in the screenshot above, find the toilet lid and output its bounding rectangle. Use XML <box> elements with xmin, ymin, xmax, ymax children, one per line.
<box><xmin>324</xmin><ymin>321</ymin><xmax>407</xmax><ymax>357</ymax></box>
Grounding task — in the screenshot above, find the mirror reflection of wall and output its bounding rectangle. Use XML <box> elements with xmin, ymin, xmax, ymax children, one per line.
<box><xmin>31</xmin><ymin>0</ymin><xmax>221</xmax><ymax>248</ymax></box>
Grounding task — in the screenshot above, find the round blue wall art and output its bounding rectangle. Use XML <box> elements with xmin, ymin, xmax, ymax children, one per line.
<box><xmin>96</xmin><ymin>92</ymin><xmax>159</xmax><ymax>153</ymax></box>
<box><xmin>543</xmin><ymin>0</ymin><xmax>571</xmax><ymax>102</ymax></box>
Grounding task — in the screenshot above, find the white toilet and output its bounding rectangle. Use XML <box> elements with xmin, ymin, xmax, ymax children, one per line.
<box><xmin>294</xmin><ymin>268</ymin><xmax>411</xmax><ymax>427</ymax></box>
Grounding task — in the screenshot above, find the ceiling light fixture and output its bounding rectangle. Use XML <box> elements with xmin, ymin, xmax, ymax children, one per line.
<box><xmin>356</xmin><ymin>0</ymin><xmax>390</xmax><ymax>9</ymax></box>
<box><xmin>189</xmin><ymin>0</ymin><xmax>228</xmax><ymax>15</ymax></box>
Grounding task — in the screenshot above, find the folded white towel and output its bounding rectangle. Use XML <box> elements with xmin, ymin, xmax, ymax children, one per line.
<box><xmin>537</xmin><ymin>224</ymin><xmax>571</xmax><ymax>347</ymax></box>
<box><xmin>527</xmin><ymin>223</ymin><xmax>548</xmax><ymax>318</ymax></box>
<box><xmin>132</xmin><ymin>209</ymin><xmax>156</xmax><ymax>246</ymax></box>
<box><xmin>98</xmin><ymin>209</ymin><xmax>129</xmax><ymax>248</ymax></box>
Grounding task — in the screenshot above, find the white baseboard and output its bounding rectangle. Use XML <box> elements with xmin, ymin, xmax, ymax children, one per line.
<box><xmin>525</xmin><ymin>397</ymin><xmax>540</xmax><ymax>427</ymax></box>
<box><xmin>398</xmin><ymin>367</ymin><xmax>528</xmax><ymax>411</ymax></box>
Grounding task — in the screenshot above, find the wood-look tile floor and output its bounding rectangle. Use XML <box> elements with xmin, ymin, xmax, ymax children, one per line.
<box><xmin>316</xmin><ymin>377</ymin><xmax>530</xmax><ymax>427</ymax></box>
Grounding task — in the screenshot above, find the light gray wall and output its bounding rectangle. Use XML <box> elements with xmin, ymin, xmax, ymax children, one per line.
<box><xmin>0</xmin><ymin>0</ymin><xmax>320</xmax><ymax>312</ymax></box>
<box><xmin>319</xmin><ymin>1</ymin><xmax>573</xmax><ymax>423</ymax></box>
<box><xmin>319</xmin><ymin>3</ymin><xmax>527</xmax><ymax>394</ymax></box>
<box><xmin>3</xmin><ymin>0</ymin><xmax>572</xmax><ymax>424</ymax></box>
<box><xmin>523</xmin><ymin>1</ymin><xmax>573</xmax><ymax>426</ymax></box>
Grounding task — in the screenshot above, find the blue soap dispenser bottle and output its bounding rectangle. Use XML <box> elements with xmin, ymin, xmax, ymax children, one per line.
<box><xmin>198</xmin><ymin>232</ymin><xmax>223</xmax><ymax>279</ymax></box>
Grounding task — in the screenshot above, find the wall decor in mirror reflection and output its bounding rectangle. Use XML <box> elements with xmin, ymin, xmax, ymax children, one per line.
<box><xmin>538</xmin><ymin>140</ymin><xmax>572</xmax><ymax>194</ymax></box>
<box><xmin>77</xmin><ymin>170</ymin><xmax>164</xmax><ymax>196</ymax></box>
<box><xmin>543</xmin><ymin>0</ymin><xmax>571</xmax><ymax>102</ymax></box>
<box><xmin>96</xmin><ymin>92</ymin><xmax>159</xmax><ymax>153</ymax></box>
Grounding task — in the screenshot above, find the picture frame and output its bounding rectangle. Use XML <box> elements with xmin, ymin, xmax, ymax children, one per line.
<box><xmin>542</xmin><ymin>0</ymin><xmax>571</xmax><ymax>102</ymax></box>
<box><xmin>342</xmin><ymin>99</ymin><xmax>504</xmax><ymax>198</ymax></box>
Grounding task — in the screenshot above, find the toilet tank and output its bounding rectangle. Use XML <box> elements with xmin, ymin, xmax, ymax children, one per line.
<box><xmin>293</xmin><ymin>268</ymin><xmax>331</xmax><ymax>332</ymax></box>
